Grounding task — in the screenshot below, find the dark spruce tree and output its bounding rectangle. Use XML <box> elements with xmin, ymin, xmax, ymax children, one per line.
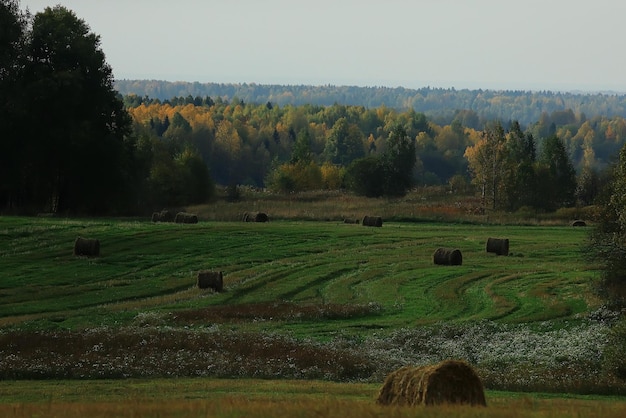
<box><xmin>381</xmin><ymin>124</ymin><xmax>416</xmax><ymax>197</ymax></box>
<box><xmin>536</xmin><ymin>134</ymin><xmax>577</xmax><ymax>211</ymax></box>
<box><xmin>346</xmin><ymin>124</ymin><xmax>416</xmax><ymax>198</ymax></box>
<box><xmin>0</xmin><ymin>0</ymin><xmax>28</xmax><ymax>212</ymax></box>
<box><xmin>17</xmin><ymin>5</ymin><xmax>134</xmax><ymax>214</ymax></box>
<box><xmin>502</xmin><ymin>121</ymin><xmax>537</xmax><ymax>211</ymax></box>
<box><xmin>588</xmin><ymin>143</ymin><xmax>626</xmax><ymax>381</ymax></box>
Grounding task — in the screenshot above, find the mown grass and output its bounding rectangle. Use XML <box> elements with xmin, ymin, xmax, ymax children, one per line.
<box><xmin>0</xmin><ymin>216</ymin><xmax>596</xmax><ymax>333</ymax></box>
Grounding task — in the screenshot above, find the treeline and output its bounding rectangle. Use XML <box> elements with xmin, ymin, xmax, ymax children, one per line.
<box><xmin>115</xmin><ymin>80</ymin><xmax>626</xmax><ymax>127</ymax></box>
<box><xmin>126</xmin><ymin>96</ymin><xmax>625</xmax><ymax>195</ymax></box>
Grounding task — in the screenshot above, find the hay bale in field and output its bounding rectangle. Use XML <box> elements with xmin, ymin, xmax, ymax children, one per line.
<box><xmin>362</xmin><ymin>215</ymin><xmax>383</xmax><ymax>227</ymax></box>
<box><xmin>572</xmin><ymin>219</ymin><xmax>587</xmax><ymax>227</ymax></box>
<box><xmin>73</xmin><ymin>237</ymin><xmax>100</xmax><ymax>257</ymax></box>
<box><xmin>486</xmin><ymin>237</ymin><xmax>509</xmax><ymax>256</ymax></box>
<box><xmin>197</xmin><ymin>270</ymin><xmax>224</xmax><ymax>292</ymax></box>
<box><xmin>433</xmin><ymin>248</ymin><xmax>462</xmax><ymax>266</ymax></box>
<box><xmin>376</xmin><ymin>360</ymin><xmax>486</xmax><ymax>407</ymax></box>
<box><xmin>152</xmin><ymin>209</ymin><xmax>175</xmax><ymax>223</ymax></box>
<box><xmin>254</xmin><ymin>212</ymin><xmax>269</xmax><ymax>222</ymax></box>
<box><xmin>343</xmin><ymin>218</ymin><xmax>360</xmax><ymax>224</ymax></box>
<box><xmin>242</xmin><ymin>212</ymin><xmax>269</xmax><ymax>222</ymax></box>
<box><xmin>175</xmin><ymin>212</ymin><xmax>198</xmax><ymax>224</ymax></box>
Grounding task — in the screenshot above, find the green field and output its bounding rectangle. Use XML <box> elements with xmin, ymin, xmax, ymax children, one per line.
<box><xmin>1</xmin><ymin>215</ymin><xmax>624</xmax><ymax>416</ymax></box>
<box><xmin>0</xmin><ymin>216</ymin><xmax>596</xmax><ymax>331</ymax></box>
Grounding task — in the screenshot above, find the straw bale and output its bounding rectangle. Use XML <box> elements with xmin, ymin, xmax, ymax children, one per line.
<box><xmin>362</xmin><ymin>215</ymin><xmax>383</xmax><ymax>227</ymax></box>
<box><xmin>571</xmin><ymin>220</ymin><xmax>587</xmax><ymax>227</ymax></box>
<box><xmin>242</xmin><ymin>212</ymin><xmax>269</xmax><ymax>222</ymax></box>
<box><xmin>73</xmin><ymin>237</ymin><xmax>100</xmax><ymax>257</ymax></box>
<box><xmin>152</xmin><ymin>209</ymin><xmax>175</xmax><ymax>223</ymax></box>
<box><xmin>486</xmin><ymin>237</ymin><xmax>509</xmax><ymax>256</ymax></box>
<box><xmin>433</xmin><ymin>247</ymin><xmax>462</xmax><ymax>265</ymax></box>
<box><xmin>255</xmin><ymin>212</ymin><xmax>269</xmax><ymax>222</ymax></box>
<box><xmin>376</xmin><ymin>360</ymin><xmax>486</xmax><ymax>407</ymax></box>
<box><xmin>197</xmin><ymin>270</ymin><xmax>224</xmax><ymax>292</ymax></box>
<box><xmin>175</xmin><ymin>212</ymin><xmax>198</xmax><ymax>224</ymax></box>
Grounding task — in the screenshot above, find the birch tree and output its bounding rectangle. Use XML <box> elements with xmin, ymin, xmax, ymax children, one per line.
<box><xmin>464</xmin><ymin>122</ymin><xmax>507</xmax><ymax>210</ymax></box>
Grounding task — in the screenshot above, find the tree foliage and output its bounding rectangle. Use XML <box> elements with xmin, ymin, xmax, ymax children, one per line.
<box><xmin>537</xmin><ymin>135</ymin><xmax>577</xmax><ymax>211</ymax></box>
<box><xmin>464</xmin><ymin>122</ymin><xmax>507</xmax><ymax>210</ymax></box>
<box><xmin>589</xmin><ymin>144</ymin><xmax>626</xmax><ymax>309</ymax></box>
<box><xmin>0</xmin><ymin>0</ymin><xmax>28</xmax><ymax>210</ymax></box>
<box><xmin>345</xmin><ymin>157</ymin><xmax>385</xmax><ymax>198</ymax></box>
<box><xmin>588</xmin><ymin>143</ymin><xmax>626</xmax><ymax>381</ymax></box>
<box><xmin>345</xmin><ymin>125</ymin><xmax>416</xmax><ymax>198</ymax></box>
<box><xmin>501</xmin><ymin>121</ymin><xmax>537</xmax><ymax>210</ymax></box>
<box><xmin>1</xmin><ymin>4</ymin><xmax>136</xmax><ymax>214</ymax></box>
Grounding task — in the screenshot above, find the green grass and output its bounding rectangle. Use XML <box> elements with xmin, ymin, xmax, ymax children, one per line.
<box><xmin>0</xmin><ymin>216</ymin><xmax>598</xmax><ymax>335</ymax></box>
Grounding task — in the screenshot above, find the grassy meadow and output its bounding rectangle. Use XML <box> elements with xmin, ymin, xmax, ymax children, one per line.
<box><xmin>1</xmin><ymin>189</ymin><xmax>624</xmax><ymax>416</ymax></box>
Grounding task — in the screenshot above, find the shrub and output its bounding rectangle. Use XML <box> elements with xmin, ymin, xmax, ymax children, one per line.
<box><xmin>603</xmin><ymin>316</ymin><xmax>626</xmax><ymax>381</ymax></box>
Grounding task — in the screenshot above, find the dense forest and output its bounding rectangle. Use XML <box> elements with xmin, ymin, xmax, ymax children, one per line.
<box><xmin>115</xmin><ymin>80</ymin><xmax>626</xmax><ymax>127</ymax></box>
<box><xmin>123</xmin><ymin>94</ymin><xmax>623</xmax><ymax>211</ymax></box>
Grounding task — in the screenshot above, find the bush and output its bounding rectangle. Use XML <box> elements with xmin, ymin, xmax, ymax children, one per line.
<box><xmin>603</xmin><ymin>316</ymin><xmax>626</xmax><ymax>380</ymax></box>
<box><xmin>321</xmin><ymin>163</ymin><xmax>345</xmax><ymax>190</ymax></box>
<box><xmin>267</xmin><ymin>161</ymin><xmax>323</xmax><ymax>193</ymax></box>
<box><xmin>345</xmin><ymin>156</ymin><xmax>385</xmax><ymax>197</ymax></box>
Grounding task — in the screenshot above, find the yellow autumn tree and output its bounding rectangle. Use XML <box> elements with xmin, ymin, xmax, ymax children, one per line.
<box><xmin>267</xmin><ymin>161</ymin><xmax>323</xmax><ymax>193</ymax></box>
<box><xmin>464</xmin><ymin>122</ymin><xmax>507</xmax><ymax>210</ymax></box>
<box><xmin>321</xmin><ymin>162</ymin><xmax>344</xmax><ymax>189</ymax></box>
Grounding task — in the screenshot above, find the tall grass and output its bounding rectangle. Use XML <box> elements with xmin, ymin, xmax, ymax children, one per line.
<box><xmin>1</xmin><ymin>378</ymin><xmax>626</xmax><ymax>418</ymax></box>
<box><xmin>188</xmin><ymin>187</ymin><xmax>596</xmax><ymax>224</ymax></box>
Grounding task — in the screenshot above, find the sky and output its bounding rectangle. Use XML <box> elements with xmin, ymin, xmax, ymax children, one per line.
<box><xmin>20</xmin><ymin>0</ymin><xmax>626</xmax><ymax>92</ymax></box>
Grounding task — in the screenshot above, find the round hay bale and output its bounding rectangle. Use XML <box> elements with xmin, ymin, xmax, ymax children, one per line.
<box><xmin>254</xmin><ymin>212</ymin><xmax>269</xmax><ymax>223</ymax></box>
<box><xmin>486</xmin><ymin>237</ymin><xmax>509</xmax><ymax>256</ymax></box>
<box><xmin>242</xmin><ymin>212</ymin><xmax>268</xmax><ymax>222</ymax></box>
<box><xmin>433</xmin><ymin>248</ymin><xmax>462</xmax><ymax>266</ymax></box>
<box><xmin>159</xmin><ymin>209</ymin><xmax>175</xmax><ymax>223</ymax></box>
<box><xmin>376</xmin><ymin>360</ymin><xmax>486</xmax><ymax>407</ymax></box>
<box><xmin>343</xmin><ymin>218</ymin><xmax>359</xmax><ymax>224</ymax></box>
<box><xmin>572</xmin><ymin>219</ymin><xmax>587</xmax><ymax>227</ymax></box>
<box><xmin>197</xmin><ymin>270</ymin><xmax>224</xmax><ymax>292</ymax></box>
<box><xmin>73</xmin><ymin>237</ymin><xmax>100</xmax><ymax>257</ymax></box>
<box><xmin>362</xmin><ymin>215</ymin><xmax>383</xmax><ymax>227</ymax></box>
<box><xmin>175</xmin><ymin>212</ymin><xmax>198</xmax><ymax>224</ymax></box>
<box><xmin>152</xmin><ymin>209</ymin><xmax>176</xmax><ymax>223</ymax></box>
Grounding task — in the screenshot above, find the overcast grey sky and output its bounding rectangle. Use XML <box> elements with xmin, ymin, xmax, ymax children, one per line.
<box><xmin>20</xmin><ymin>0</ymin><xmax>626</xmax><ymax>92</ymax></box>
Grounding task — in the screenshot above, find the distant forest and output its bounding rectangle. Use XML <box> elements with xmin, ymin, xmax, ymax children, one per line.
<box><xmin>114</xmin><ymin>80</ymin><xmax>626</xmax><ymax>127</ymax></box>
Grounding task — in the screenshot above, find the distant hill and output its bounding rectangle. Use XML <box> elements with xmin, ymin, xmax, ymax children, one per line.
<box><xmin>114</xmin><ymin>79</ymin><xmax>626</xmax><ymax>126</ymax></box>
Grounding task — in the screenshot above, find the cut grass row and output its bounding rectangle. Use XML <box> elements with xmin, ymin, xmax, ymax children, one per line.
<box><xmin>0</xmin><ymin>216</ymin><xmax>597</xmax><ymax>334</ymax></box>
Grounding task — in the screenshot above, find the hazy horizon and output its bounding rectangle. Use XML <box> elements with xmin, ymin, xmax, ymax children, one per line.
<box><xmin>22</xmin><ymin>0</ymin><xmax>626</xmax><ymax>94</ymax></box>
